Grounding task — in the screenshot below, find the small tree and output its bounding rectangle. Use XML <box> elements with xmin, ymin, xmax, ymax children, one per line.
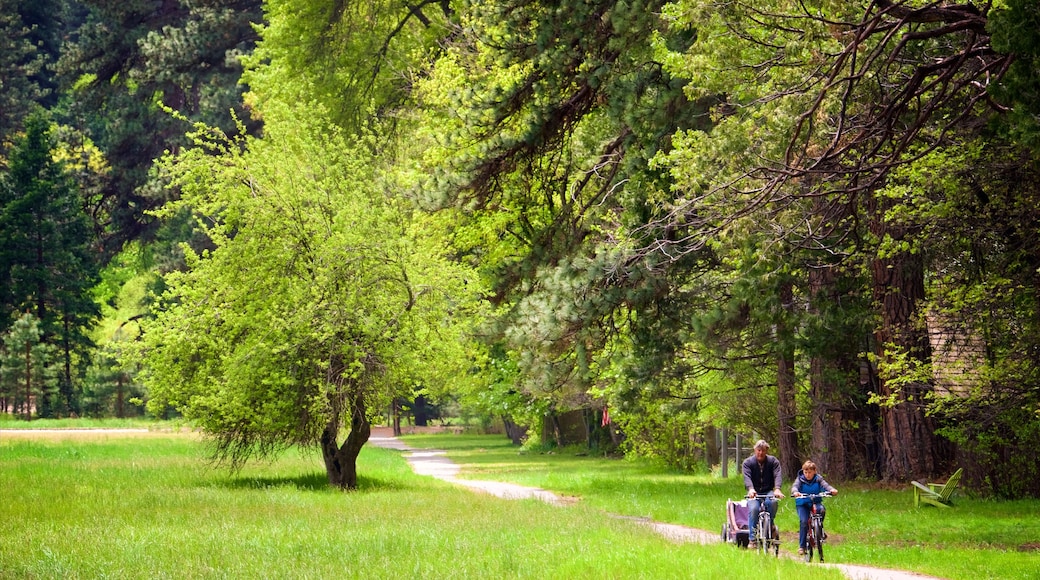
<box><xmin>83</xmin><ymin>343</ymin><xmax>145</xmax><ymax>418</ymax></box>
<box><xmin>138</xmin><ymin>105</ymin><xmax>484</xmax><ymax>489</ymax></box>
<box><xmin>1</xmin><ymin>312</ymin><xmax>58</xmax><ymax>420</ymax></box>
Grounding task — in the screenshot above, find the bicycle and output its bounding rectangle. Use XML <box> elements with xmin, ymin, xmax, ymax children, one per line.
<box><xmin>745</xmin><ymin>493</ymin><xmax>781</xmax><ymax>557</ymax></box>
<box><xmin>796</xmin><ymin>492</ymin><xmax>831</xmax><ymax>562</ymax></box>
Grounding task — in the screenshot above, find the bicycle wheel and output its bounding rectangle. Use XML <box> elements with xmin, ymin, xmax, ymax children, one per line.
<box><xmin>759</xmin><ymin>514</ymin><xmax>772</xmax><ymax>556</ymax></box>
<box><xmin>813</xmin><ymin>519</ymin><xmax>825</xmax><ymax>562</ymax></box>
<box><xmin>805</xmin><ymin>528</ymin><xmax>813</xmax><ymax>562</ymax></box>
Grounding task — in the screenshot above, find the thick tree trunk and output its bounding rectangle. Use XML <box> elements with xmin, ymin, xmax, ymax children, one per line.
<box><xmin>871</xmin><ymin>240</ymin><xmax>942</xmax><ymax>481</ymax></box>
<box><xmin>413</xmin><ymin>395</ymin><xmax>431</xmax><ymax>426</ymax></box>
<box><xmin>808</xmin><ymin>266</ymin><xmax>848</xmax><ymax>478</ymax></box>
<box><xmin>503</xmin><ymin>416</ymin><xmax>527</xmax><ymax>445</ymax></box>
<box><xmin>776</xmin><ymin>279</ymin><xmax>800</xmax><ymax>478</ymax></box>
<box><xmin>321</xmin><ymin>391</ymin><xmax>371</xmax><ymax>490</ymax></box>
<box><xmin>809</xmin><ymin>354</ymin><xmax>845</xmax><ymax>477</ymax></box>
<box><xmin>705</xmin><ymin>424</ymin><xmax>720</xmax><ymax>468</ymax></box>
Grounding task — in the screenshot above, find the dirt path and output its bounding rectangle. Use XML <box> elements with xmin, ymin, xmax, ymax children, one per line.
<box><xmin>369</xmin><ymin>433</ymin><xmax>945</xmax><ymax>580</ymax></box>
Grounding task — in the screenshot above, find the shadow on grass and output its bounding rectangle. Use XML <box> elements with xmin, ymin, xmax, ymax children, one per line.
<box><xmin>223</xmin><ymin>472</ymin><xmax>331</xmax><ymax>491</ymax></box>
<box><xmin>220</xmin><ymin>472</ymin><xmax>418</xmax><ymax>493</ymax></box>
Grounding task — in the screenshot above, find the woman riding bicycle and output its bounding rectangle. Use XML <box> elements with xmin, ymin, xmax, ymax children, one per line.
<box><xmin>791</xmin><ymin>460</ymin><xmax>838</xmax><ymax>556</ymax></box>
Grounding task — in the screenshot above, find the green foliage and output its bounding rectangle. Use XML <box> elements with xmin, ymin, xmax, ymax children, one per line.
<box><xmin>990</xmin><ymin>0</ymin><xmax>1040</xmax><ymax>150</ymax></box>
<box><xmin>81</xmin><ymin>343</ymin><xmax>146</xmax><ymax>418</ymax></box>
<box><xmin>81</xmin><ymin>241</ymin><xmax>162</xmax><ymax>418</ymax></box>
<box><xmin>0</xmin><ymin>110</ymin><xmax>101</xmax><ymax>415</ymax></box>
<box><xmin>615</xmin><ymin>400</ymin><xmax>707</xmax><ymax>471</ymax></box>
<box><xmin>876</xmin><ymin>140</ymin><xmax>1040</xmax><ymax>494</ymax></box>
<box><xmin>137</xmin><ymin>103</ymin><xmax>485</xmax><ymax>471</ymax></box>
<box><xmin>56</xmin><ymin>0</ymin><xmax>263</xmax><ymax>250</ymax></box>
<box><xmin>0</xmin><ymin>312</ymin><xmax>59</xmax><ymax>419</ymax></box>
<box><xmin>414</xmin><ymin>1</ymin><xmax>726</xmax><ymax>457</ymax></box>
<box><xmin>8</xmin><ymin>0</ymin><xmax>1038</xmax><ymax>490</ymax></box>
<box><xmin>244</xmin><ymin>0</ymin><xmax>454</xmax><ymax>132</ymax></box>
<box><xmin>0</xmin><ymin>0</ymin><xmax>49</xmax><ymax>153</ymax></box>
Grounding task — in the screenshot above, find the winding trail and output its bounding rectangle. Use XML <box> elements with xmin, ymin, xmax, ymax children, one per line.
<box><xmin>369</xmin><ymin>432</ymin><xmax>945</xmax><ymax>580</ymax></box>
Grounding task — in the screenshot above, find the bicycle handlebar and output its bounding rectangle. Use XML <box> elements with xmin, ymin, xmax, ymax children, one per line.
<box><xmin>793</xmin><ymin>492</ymin><xmax>832</xmax><ymax>499</ymax></box>
<box><xmin>744</xmin><ymin>493</ymin><xmax>783</xmax><ymax>500</ymax></box>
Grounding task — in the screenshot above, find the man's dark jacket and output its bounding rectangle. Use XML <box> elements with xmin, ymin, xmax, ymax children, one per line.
<box><xmin>742</xmin><ymin>455</ymin><xmax>782</xmax><ymax>495</ymax></box>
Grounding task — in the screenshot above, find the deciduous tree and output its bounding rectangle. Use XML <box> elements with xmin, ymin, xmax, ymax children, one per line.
<box><xmin>416</xmin><ymin>0</ymin><xmax>720</xmax><ymax>456</ymax></box>
<box><xmin>140</xmin><ymin>104</ymin><xmax>483</xmax><ymax>489</ymax></box>
<box><xmin>657</xmin><ymin>0</ymin><xmax>1025</xmax><ymax>480</ymax></box>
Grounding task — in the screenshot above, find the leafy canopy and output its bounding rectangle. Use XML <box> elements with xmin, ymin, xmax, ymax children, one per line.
<box><xmin>139</xmin><ymin>102</ymin><xmax>485</xmax><ymax>465</ymax></box>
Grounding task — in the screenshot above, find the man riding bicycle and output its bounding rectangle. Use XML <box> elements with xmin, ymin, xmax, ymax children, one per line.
<box><xmin>742</xmin><ymin>440</ymin><xmax>784</xmax><ymax>545</ymax></box>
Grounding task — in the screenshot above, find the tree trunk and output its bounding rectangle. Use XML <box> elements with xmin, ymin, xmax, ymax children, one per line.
<box><xmin>503</xmin><ymin>416</ymin><xmax>527</xmax><ymax>445</ymax></box>
<box><xmin>25</xmin><ymin>339</ymin><xmax>32</xmax><ymax>421</ymax></box>
<box><xmin>777</xmin><ymin>278</ymin><xmax>800</xmax><ymax>478</ymax></box>
<box><xmin>705</xmin><ymin>424</ymin><xmax>720</xmax><ymax>468</ymax></box>
<box><xmin>809</xmin><ymin>354</ymin><xmax>847</xmax><ymax>478</ymax></box>
<box><xmin>392</xmin><ymin>398</ymin><xmax>402</xmax><ymax>437</ymax></box>
<box><xmin>413</xmin><ymin>394</ymin><xmax>430</xmax><ymax>426</ymax></box>
<box><xmin>62</xmin><ymin>316</ymin><xmax>74</xmax><ymax>414</ymax></box>
<box><xmin>870</xmin><ymin>235</ymin><xmax>942</xmax><ymax>481</ymax></box>
<box><xmin>321</xmin><ymin>390</ymin><xmax>371</xmax><ymax>490</ymax></box>
<box><xmin>116</xmin><ymin>373</ymin><xmax>125</xmax><ymax>418</ymax></box>
<box><xmin>808</xmin><ymin>266</ymin><xmax>847</xmax><ymax>478</ymax></box>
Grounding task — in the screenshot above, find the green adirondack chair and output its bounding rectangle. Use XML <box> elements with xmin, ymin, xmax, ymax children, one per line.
<box><xmin>911</xmin><ymin>468</ymin><xmax>963</xmax><ymax>508</ymax></box>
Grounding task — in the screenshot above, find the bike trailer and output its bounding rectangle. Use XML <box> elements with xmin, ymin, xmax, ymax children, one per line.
<box><xmin>721</xmin><ymin>499</ymin><xmax>750</xmax><ymax>547</ymax></box>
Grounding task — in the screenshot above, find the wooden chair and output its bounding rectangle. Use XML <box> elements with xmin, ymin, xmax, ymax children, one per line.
<box><xmin>911</xmin><ymin>467</ymin><xmax>963</xmax><ymax>508</ymax></box>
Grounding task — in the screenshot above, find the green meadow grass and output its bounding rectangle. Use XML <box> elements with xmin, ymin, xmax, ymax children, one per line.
<box><xmin>1</xmin><ymin>429</ymin><xmax>844</xmax><ymax>579</ymax></box>
<box><xmin>401</xmin><ymin>433</ymin><xmax>1040</xmax><ymax>580</ymax></box>
<box><xmin>0</xmin><ymin>416</ymin><xmax>181</xmax><ymax>430</ymax></box>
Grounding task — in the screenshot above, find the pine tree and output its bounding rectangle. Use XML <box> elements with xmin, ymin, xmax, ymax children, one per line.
<box><xmin>56</xmin><ymin>0</ymin><xmax>264</xmax><ymax>251</ymax></box>
<box><xmin>0</xmin><ymin>0</ymin><xmax>48</xmax><ymax>153</ymax></box>
<box><xmin>0</xmin><ymin>312</ymin><xmax>58</xmax><ymax>420</ymax></box>
<box><xmin>0</xmin><ymin>111</ymin><xmax>100</xmax><ymax>415</ymax></box>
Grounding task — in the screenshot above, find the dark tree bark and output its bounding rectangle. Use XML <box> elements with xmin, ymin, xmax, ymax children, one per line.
<box><xmin>392</xmin><ymin>397</ymin><xmax>402</xmax><ymax>436</ymax></box>
<box><xmin>412</xmin><ymin>394</ymin><xmax>431</xmax><ymax>427</ymax></box>
<box><xmin>24</xmin><ymin>338</ymin><xmax>32</xmax><ymax>421</ymax></box>
<box><xmin>776</xmin><ymin>278</ymin><xmax>800</xmax><ymax>479</ymax></box>
<box><xmin>705</xmin><ymin>424</ymin><xmax>720</xmax><ymax>468</ymax></box>
<box><xmin>869</xmin><ymin>212</ymin><xmax>945</xmax><ymax>481</ymax></box>
<box><xmin>503</xmin><ymin>416</ymin><xmax>527</xmax><ymax>445</ymax></box>
<box><xmin>809</xmin><ymin>265</ymin><xmax>843</xmax><ymax>477</ymax></box>
<box><xmin>321</xmin><ymin>390</ymin><xmax>372</xmax><ymax>490</ymax></box>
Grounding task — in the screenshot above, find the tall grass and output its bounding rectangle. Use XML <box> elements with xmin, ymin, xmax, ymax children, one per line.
<box><xmin>0</xmin><ymin>415</ymin><xmax>179</xmax><ymax>430</ymax></box>
<box><xmin>1</xmin><ymin>430</ymin><xmax>844</xmax><ymax>579</ymax></box>
<box><xmin>402</xmin><ymin>433</ymin><xmax>1040</xmax><ymax>580</ymax></box>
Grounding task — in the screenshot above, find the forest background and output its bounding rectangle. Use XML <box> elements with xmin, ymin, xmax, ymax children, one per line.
<box><xmin>1</xmin><ymin>0</ymin><xmax>1039</xmax><ymax>495</ymax></box>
